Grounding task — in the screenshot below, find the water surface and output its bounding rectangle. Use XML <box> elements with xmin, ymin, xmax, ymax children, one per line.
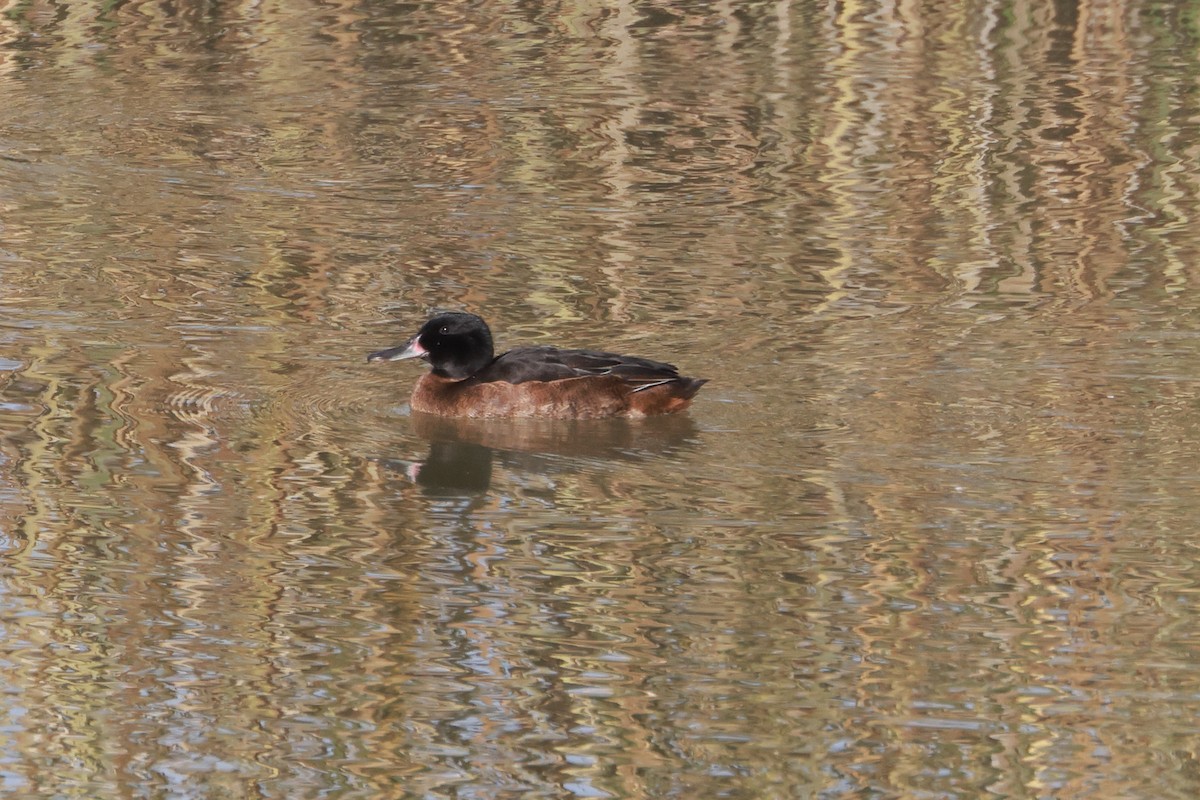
<box><xmin>2</xmin><ymin>1</ymin><xmax>1200</xmax><ymax>797</ymax></box>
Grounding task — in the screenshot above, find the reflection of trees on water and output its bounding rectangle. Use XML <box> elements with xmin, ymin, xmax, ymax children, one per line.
<box><xmin>1</xmin><ymin>1</ymin><xmax>1199</xmax><ymax>797</ymax></box>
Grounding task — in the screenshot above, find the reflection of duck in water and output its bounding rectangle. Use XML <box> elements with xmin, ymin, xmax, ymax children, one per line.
<box><xmin>368</xmin><ymin>312</ymin><xmax>706</xmax><ymax>418</ymax></box>
<box><xmin>385</xmin><ymin>411</ymin><xmax>703</xmax><ymax>497</ymax></box>
<box><xmin>378</xmin><ymin>439</ymin><xmax>494</xmax><ymax>496</ymax></box>
<box><xmin>409</xmin><ymin>412</ymin><xmax>701</xmax><ymax>459</ymax></box>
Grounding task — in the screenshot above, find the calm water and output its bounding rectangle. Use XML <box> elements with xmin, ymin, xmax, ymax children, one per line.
<box><xmin>2</xmin><ymin>0</ymin><xmax>1200</xmax><ymax>797</ymax></box>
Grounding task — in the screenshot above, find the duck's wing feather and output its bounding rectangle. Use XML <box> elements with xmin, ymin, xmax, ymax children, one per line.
<box><xmin>476</xmin><ymin>346</ymin><xmax>684</xmax><ymax>388</ymax></box>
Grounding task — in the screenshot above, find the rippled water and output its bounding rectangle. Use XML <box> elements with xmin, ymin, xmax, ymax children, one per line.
<box><xmin>3</xmin><ymin>0</ymin><xmax>1200</xmax><ymax>797</ymax></box>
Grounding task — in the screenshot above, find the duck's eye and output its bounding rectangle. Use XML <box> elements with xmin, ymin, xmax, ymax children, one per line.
<box><xmin>439</xmin><ymin>326</ymin><xmax>449</xmax><ymax>335</ymax></box>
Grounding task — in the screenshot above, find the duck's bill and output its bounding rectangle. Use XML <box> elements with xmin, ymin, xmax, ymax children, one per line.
<box><xmin>367</xmin><ymin>336</ymin><xmax>427</xmax><ymax>363</ymax></box>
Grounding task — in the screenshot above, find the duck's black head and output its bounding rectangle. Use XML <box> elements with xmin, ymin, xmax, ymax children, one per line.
<box><xmin>367</xmin><ymin>312</ymin><xmax>495</xmax><ymax>380</ymax></box>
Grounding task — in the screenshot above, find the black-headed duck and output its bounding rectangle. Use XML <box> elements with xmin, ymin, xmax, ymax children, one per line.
<box><xmin>368</xmin><ymin>312</ymin><xmax>706</xmax><ymax>418</ymax></box>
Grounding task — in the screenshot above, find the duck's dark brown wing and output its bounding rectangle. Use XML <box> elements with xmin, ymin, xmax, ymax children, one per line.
<box><xmin>475</xmin><ymin>346</ymin><xmax>693</xmax><ymax>391</ymax></box>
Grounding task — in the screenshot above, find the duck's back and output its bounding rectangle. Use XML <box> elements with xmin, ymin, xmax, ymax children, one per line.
<box><xmin>478</xmin><ymin>346</ymin><xmax>687</xmax><ymax>387</ymax></box>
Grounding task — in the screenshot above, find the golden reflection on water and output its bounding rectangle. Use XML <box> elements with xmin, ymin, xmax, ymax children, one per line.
<box><xmin>3</xmin><ymin>0</ymin><xmax>1200</xmax><ymax>797</ymax></box>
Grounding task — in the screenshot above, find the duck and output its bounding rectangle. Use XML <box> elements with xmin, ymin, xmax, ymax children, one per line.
<box><xmin>368</xmin><ymin>312</ymin><xmax>706</xmax><ymax>418</ymax></box>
